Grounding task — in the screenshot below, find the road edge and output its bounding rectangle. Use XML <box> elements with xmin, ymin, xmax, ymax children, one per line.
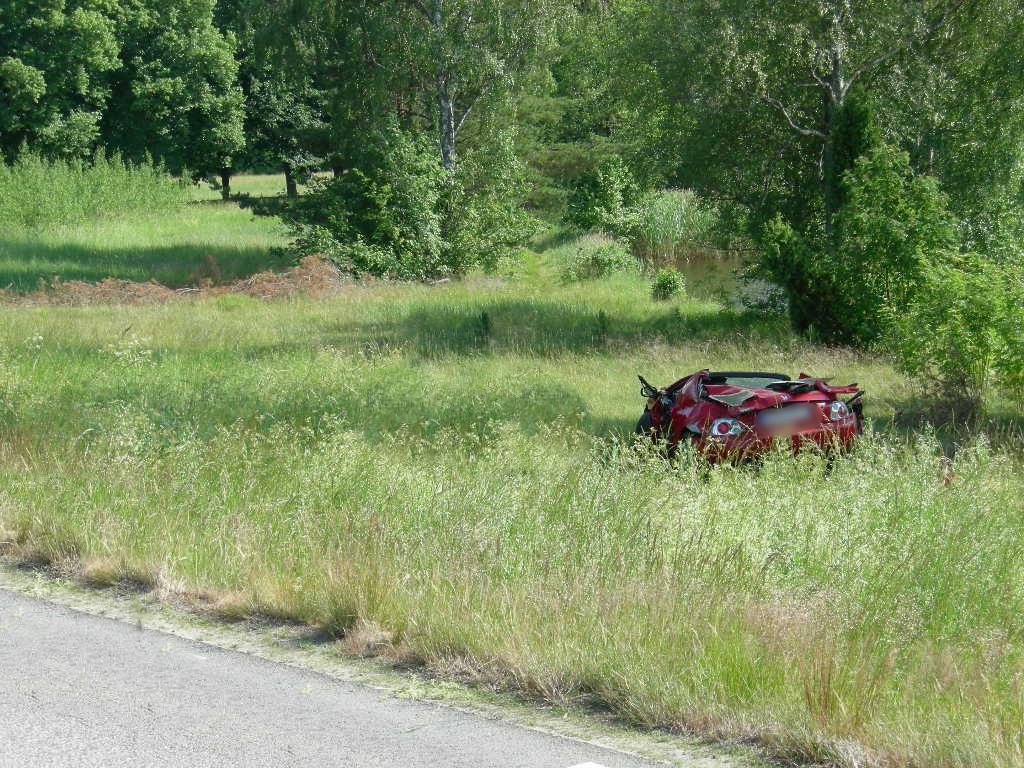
<box><xmin>0</xmin><ymin>558</ymin><xmax>762</xmax><ymax>768</ymax></box>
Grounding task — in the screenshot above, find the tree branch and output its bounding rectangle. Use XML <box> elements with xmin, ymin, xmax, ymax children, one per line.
<box><xmin>454</xmin><ymin>78</ymin><xmax>494</xmax><ymax>137</ymax></box>
<box><xmin>396</xmin><ymin>0</ymin><xmax>432</xmax><ymax>22</ymax></box>
<box><xmin>761</xmin><ymin>95</ymin><xmax>827</xmax><ymax>139</ymax></box>
<box><xmin>843</xmin><ymin>0</ymin><xmax>975</xmax><ymax>97</ymax></box>
<box><xmin>808</xmin><ymin>68</ymin><xmax>830</xmax><ymax>90</ymax></box>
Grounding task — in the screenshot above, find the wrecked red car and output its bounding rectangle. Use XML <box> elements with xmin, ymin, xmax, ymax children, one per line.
<box><xmin>636</xmin><ymin>370</ymin><xmax>864</xmax><ymax>461</ymax></box>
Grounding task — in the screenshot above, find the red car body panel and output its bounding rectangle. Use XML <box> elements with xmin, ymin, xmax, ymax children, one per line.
<box><xmin>643</xmin><ymin>369</ymin><xmax>863</xmax><ymax>461</ymax></box>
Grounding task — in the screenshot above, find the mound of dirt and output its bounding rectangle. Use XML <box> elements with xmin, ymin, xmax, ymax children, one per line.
<box><xmin>1</xmin><ymin>278</ymin><xmax>179</xmax><ymax>307</ymax></box>
<box><xmin>208</xmin><ymin>255</ymin><xmax>355</xmax><ymax>300</ymax></box>
<box><xmin>1</xmin><ymin>256</ymin><xmax>355</xmax><ymax>306</ymax></box>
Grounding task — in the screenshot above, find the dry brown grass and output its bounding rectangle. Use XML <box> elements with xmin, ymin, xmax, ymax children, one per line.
<box><xmin>0</xmin><ymin>256</ymin><xmax>356</xmax><ymax>306</ymax></box>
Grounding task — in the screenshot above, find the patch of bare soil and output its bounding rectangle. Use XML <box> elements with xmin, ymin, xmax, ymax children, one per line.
<box><xmin>0</xmin><ymin>256</ymin><xmax>355</xmax><ymax>306</ymax></box>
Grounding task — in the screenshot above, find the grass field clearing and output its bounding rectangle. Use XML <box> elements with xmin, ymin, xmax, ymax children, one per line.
<box><xmin>0</xmin><ymin>171</ymin><xmax>293</xmax><ymax>291</ymax></box>
<box><xmin>1</xmin><ymin>256</ymin><xmax>1022</xmax><ymax>767</ymax></box>
<box><xmin>0</xmin><ymin>204</ymin><xmax>289</xmax><ymax>290</ymax></box>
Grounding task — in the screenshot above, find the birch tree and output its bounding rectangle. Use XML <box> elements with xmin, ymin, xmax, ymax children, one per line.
<box><xmin>622</xmin><ymin>0</ymin><xmax>1024</xmax><ymax>234</ymax></box>
<box><xmin>283</xmin><ymin>0</ymin><xmax>565</xmax><ymax>170</ymax></box>
<box><xmin>395</xmin><ymin>0</ymin><xmax>564</xmax><ymax>169</ymax></box>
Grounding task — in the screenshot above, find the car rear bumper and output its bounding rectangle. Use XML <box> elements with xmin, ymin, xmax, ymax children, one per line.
<box><xmin>690</xmin><ymin>417</ymin><xmax>860</xmax><ymax>462</ymax></box>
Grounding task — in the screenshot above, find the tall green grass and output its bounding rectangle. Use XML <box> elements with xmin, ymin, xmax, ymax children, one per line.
<box><xmin>0</xmin><ymin>204</ymin><xmax>289</xmax><ymax>290</ymax></box>
<box><xmin>631</xmin><ymin>189</ymin><xmax>719</xmax><ymax>265</ymax></box>
<box><xmin>6</xmin><ymin>427</ymin><xmax>1021</xmax><ymax>768</ymax></box>
<box><xmin>0</xmin><ymin>275</ymin><xmax>1021</xmax><ymax>767</ymax></box>
<box><xmin>0</xmin><ymin>152</ymin><xmax>191</xmax><ymax>230</ymax></box>
<box><xmin>0</xmin><ymin>156</ymin><xmax>288</xmax><ymax>290</ymax></box>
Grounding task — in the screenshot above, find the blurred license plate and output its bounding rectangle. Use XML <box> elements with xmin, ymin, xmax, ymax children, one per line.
<box><xmin>757</xmin><ymin>404</ymin><xmax>814</xmax><ymax>430</ymax></box>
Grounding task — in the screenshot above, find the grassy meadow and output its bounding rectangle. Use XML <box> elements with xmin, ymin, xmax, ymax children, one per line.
<box><xmin>0</xmin><ymin>160</ymin><xmax>289</xmax><ymax>290</ymax></box>
<box><xmin>1</xmin><ymin>180</ymin><xmax>1023</xmax><ymax>768</ymax></box>
<box><xmin>0</xmin><ymin>205</ymin><xmax>289</xmax><ymax>290</ymax></box>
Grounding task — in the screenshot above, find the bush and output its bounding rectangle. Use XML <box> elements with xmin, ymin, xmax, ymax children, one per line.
<box><xmin>833</xmin><ymin>143</ymin><xmax>957</xmax><ymax>344</ymax></box>
<box><xmin>756</xmin><ymin>215</ymin><xmax>840</xmax><ymax>339</ymax></box>
<box><xmin>567</xmin><ymin>170</ymin><xmax>723</xmax><ymax>268</ymax></box>
<box><xmin>561</xmin><ymin>235</ymin><xmax>637</xmax><ymax>282</ymax></box>
<box><xmin>285</xmin><ymin>126</ymin><xmax>535</xmax><ymax>279</ymax></box>
<box><xmin>284</xmin><ymin>126</ymin><xmax>446</xmax><ymax>279</ymax></box>
<box><xmin>0</xmin><ymin>150</ymin><xmax>189</xmax><ymax>229</ymax></box>
<box><xmin>756</xmin><ymin>143</ymin><xmax>958</xmax><ymax>346</ymax></box>
<box><xmin>651</xmin><ymin>267</ymin><xmax>686</xmax><ymax>300</ymax></box>
<box><xmin>565</xmin><ymin>157</ymin><xmax>640</xmax><ymax>234</ymax></box>
<box><xmin>444</xmin><ymin>130</ymin><xmax>539</xmax><ymax>274</ymax></box>
<box><xmin>632</xmin><ymin>190</ymin><xmax>718</xmax><ymax>264</ymax></box>
<box><xmin>889</xmin><ymin>256</ymin><xmax>1024</xmax><ymax>417</ymax></box>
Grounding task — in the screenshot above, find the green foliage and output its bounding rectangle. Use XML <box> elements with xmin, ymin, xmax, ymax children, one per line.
<box><xmin>105</xmin><ymin>0</ymin><xmax>245</xmax><ymax>177</ymax></box>
<box><xmin>444</xmin><ymin>130</ymin><xmax>539</xmax><ymax>274</ymax></box>
<box><xmin>213</xmin><ymin>0</ymin><xmax>328</xmax><ymax>187</ymax></box>
<box><xmin>0</xmin><ymin>151</ymin><xmax>189</xmax><ymax>230</ymax></box>
<box><xmin>0</xmin><ymin>0</ymin><xmax>243</xmax><ymax>174</ymax></box>
<box><xmin>286</xmin><ymin>127</ymin><xmax>446</xmax><ymax>278</ymax></box>
<box><xmin>651</xmin><ymin>268</ymin><xmax>686</xmax><ymax>301</ymax></box>
<box><xmin>565</xmin><ymin>157</ymin><xmax>640</xmax><ymax>233</ymax></box>
<box><xmin>758</xmin><ymin>143</ymin><xmax>958</xmax><ymax>346</ymax></box>
<box><xmin>287</xmin><ymin>127</ymin><xmax>536</xmax><ymax>279</ymax></box>
<box><xmin>631</xmin><ymin>190</ymin><xmax>719</xmax><ymax>264</ymax></box>
<box><xmin>241</xmin><ymin>74</ymin><xmax>327</xmax><ymax>181</ymax></box>
<box><xmin>274</xmin><ymin>0</ymin><xmax>566</xmax><ymax>173</ymax></box>
<box><xmin>827</xmin><ymin>94</ymin><xmax>882</xmax><ymax>216</ymax></box>
<box><xmin>560</xmin><ymin>235</ymin><xmax>636</xmax><ymax>282</ymax></box>
<box><xmin>0</xmin><ymin>1</ymin><xmax>119</xmax><ymax>159</ymax></box>
<box><xmin>566</xmin><ymin>169</ymin><xmax>722</xmax><ymax>269</ymax></box>
<box><xmin>889</xmin><ymin>257</ymin><xmax>1024</xmax><ymax>415</ymax></box>
<box><xmin>831</xmin><ymin>143</ymin><xmax>958</xmax><ymax>344</ymax></box>
<box><xmin>514</xmin><ymin>7</ymin><xmax>630</xmax><ymax>218</ymax></box>
<box><xmin>755</xmin><ymin>215</ymin><xmax>834</xmax><ymax>337</ymax></box>
<box><xmin>617</xmin><ymin>0</ymin><xmax>1024</xmax><ymax>240</ymax></box>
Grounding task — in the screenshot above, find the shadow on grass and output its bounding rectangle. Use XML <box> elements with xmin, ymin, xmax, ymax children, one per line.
<box><xmin>324</xmin><ymin>299</ymin><xmax>789</xmax><ymax>358</ymax></box>
<box><xmin>530</xmin><ymin>227</ymin><xmax>582</xmax><ymax>253</ymax></box>
<box><xmin>0</xmin><ymin>239</ymin><xmax>289</xmax><ymax>291</ymax></box>
<box><xmin>885</xmin><ymin>394</ymin><xmax>1024</xmax><ymax>454</ymax></box>
<box><xmin>13</xmin><ymin>362</ymin><xmax>594</xmax><ymax>448</ymax></box>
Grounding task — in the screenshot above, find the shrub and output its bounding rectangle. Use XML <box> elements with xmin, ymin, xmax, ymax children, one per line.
<box><xmin>285</xmin><ymin>126</ymin><xmax>535</xmax><ymax>279</ymax></box>
<box><xmin>756</xmin><ymin>215</ymin><xmax>838</xmax><ymax>339</ymax></box>
<box><xmin>651</xmin><ymin>267</ymin><xmax>686</xmax><ymax>300</ymax></box>
<box><xmin>565</xmin><ymin>156</ymin><xmax>640</xmax><ymax>234</ymax></box>
<box><xmin>833</xmin><ymin>143</ymin><xmax>958</xmax><ymax>344</ymax></box>
<box><xmin>444</xmin><ymin>130</ymin><xmax>539</xmax><ymax>274</ymax></box>
<box><xmin>283</xmin><ymin>126</ymin><xmax>446</xmax><ymax>279</ymax></box>
<box><xmin>756</xmin><ymin>143</ymin><xmax>958</xmax><ymax>346</ymax></box>
<box><xmin>0</xmin><ymin>150</ymin><xmax>189</xmax><ymax>229</ymax></box>
<box><xmin>632</xmin><ymin>189</ymin><xmax>718</xmax><ymax>264</ymax></box>
<box><xmin>561</xmin><ymin>235</ymin><xmax>637</xmax><ymax>282</ymax></box>
<box><xmin>889</xmin><ymin>256</ymin><xmax>1024</xmax><ymax>417</ymax></box>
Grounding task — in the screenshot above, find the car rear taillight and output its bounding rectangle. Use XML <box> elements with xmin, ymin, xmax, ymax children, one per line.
<box><xmin>829</xmin><ymin>401</ymin><xmax>850</xmax><ymax>421</ymax></box>
<box><xmin>709</xmin><ymin>418</ymin><xmax>743</xmax><ymax>438</ymax></box>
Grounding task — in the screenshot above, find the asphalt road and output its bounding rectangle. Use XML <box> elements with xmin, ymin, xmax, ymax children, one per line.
<box><xmin>0</xmin><ymin>587</ymin><xmax>662</xmax><ymax>768</ymax></box>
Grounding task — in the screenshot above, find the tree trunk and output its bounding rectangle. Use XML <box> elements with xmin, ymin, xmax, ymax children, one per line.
<box><xmin>284</xmin><ymin>166</ymin><xmax>298</xmax><ymax>199</ymax></box>
<box><xmin>219</xmin><ymin>168</ymin><xmax>231</xmax><ymax>200</ymax></box>
<box><xmin>438</xmin><ymin>76</ymin><xmax>456</xmax><ymax>170</ymax></box>
<box><xmin>821</xmin><ymin>95</ymin><xmax>838</xmax><ymax>238</ymax></box>
<box><xmin>432</xmin><ymin>0</ymin><xmax>456</xmax><ymax>170</ymax></box>
<box><xmin>821</xmin><ymin>35</ymin><xmax>846</xmax><ymax>238</ymax></box>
